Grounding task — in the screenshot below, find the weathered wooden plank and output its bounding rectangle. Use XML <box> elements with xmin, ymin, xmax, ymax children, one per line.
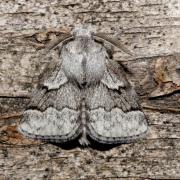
<box><xmin>0</xmin><ymin>0</ymin><xmax>179</xmax><ymax>179</ymax></box>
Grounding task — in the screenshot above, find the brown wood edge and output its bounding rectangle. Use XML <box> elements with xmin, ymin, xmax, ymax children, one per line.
<box><xmin>142</xmin><ymin>105</ymin><xmax>180</xmax><ymax>113</ymax></box>
<box><xmin>0</xmin><ymin>112</ymin><xmax>22</xmax><ymax>120</ymax></box>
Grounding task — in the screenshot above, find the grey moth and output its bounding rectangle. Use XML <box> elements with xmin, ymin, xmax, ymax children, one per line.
<box><xmin>18</xmin><ymin>27</ymin><xmax>148</xmax><ymax>146</ymax></box>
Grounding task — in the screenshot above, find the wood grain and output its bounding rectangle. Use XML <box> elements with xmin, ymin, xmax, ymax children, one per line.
<box><xmin>0</xmin><ymin>0</ymin><xmax>179</xmax><ymax>179</ymax></box>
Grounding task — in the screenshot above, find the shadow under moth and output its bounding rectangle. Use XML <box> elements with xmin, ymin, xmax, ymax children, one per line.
<box><xmin>18</xmin><ymin>27</ymin><xmax>148</xmax><ymax>146</ymax></box>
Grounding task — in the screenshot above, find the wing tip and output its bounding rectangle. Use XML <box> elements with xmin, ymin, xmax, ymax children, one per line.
<box><xmin>87</xmin><ymin>109</ymin><xmax>148</xmax><ymax>144</ymax></box>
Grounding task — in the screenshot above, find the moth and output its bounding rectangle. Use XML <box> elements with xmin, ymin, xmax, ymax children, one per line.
<box><xmin>18</xmin><ymin>27</ymin><xmax>148</xmax><ymax>146</ymax></box>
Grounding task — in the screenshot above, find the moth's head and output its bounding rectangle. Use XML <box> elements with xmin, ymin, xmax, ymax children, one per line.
<box><xmin>72</xmin><ymin>25</ymin><xmax>95</xmax><ymax>38</ymax></box>
<box><xmin>71</xmin><ymin>25</ymin><xmax>133</xmax><ymax>56</ymax></box>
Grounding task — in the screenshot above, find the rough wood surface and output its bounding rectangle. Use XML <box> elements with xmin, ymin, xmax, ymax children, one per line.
<box><xmin>0</xmin><ymin>0</ymin><xmax>180</xmax><ymax>179</ymax></box>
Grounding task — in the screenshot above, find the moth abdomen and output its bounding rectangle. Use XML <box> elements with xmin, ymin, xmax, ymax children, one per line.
<box><xmin>79</xmin><ymin>98</ymin><xmax>90</xmax><ymax>146</ymax></box>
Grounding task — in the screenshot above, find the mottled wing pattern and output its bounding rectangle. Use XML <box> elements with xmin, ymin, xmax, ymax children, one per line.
<box><xmin>18</xmin><ymin>63</ymin><xmax>82</xmax><ymax>143</ymax></box>
<box><xmin>19</xmin><ymin>28</ymin><xmax>148</xmax><ymax>145</ymax></box>
<box><xmin>86</xmin><ymin>61</ymin><xmax>148</xmax><ymax>144</ymax></box>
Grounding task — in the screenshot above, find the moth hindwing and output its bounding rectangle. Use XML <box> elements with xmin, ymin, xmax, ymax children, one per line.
<box><xmin>18</xmin><ymin>27</ymin><xmax>148</xmax><ymax>146</ymax></box>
